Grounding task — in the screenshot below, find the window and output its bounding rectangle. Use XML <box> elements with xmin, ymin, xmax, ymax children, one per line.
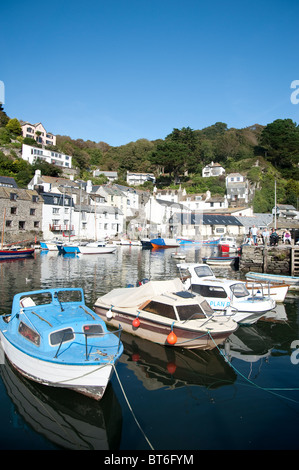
<box><xmin>53</xmin><ymin>208</ymin><xmax>60</xmax><ymax>214</ymax></box>
<box><xmin>10</xmin><ymin>193</ymin><xmax>17</xmax><ymax>201</ymax></box>
<box><xmin>19</xmin><ymin>221</ymin><xmax>25</xmax><ymax>230</ymax></box>
<box><xmin>230</xmin><ymin>283</ymin><xmax>249</xmax><ymax>298</ymax></box>
<box><xmin>19</xmin><ymin>321</ymin><xmax>40</xmax><ymax>346</ymax></box>
<box><xmin>142</xmin><ymin>301</ymin><xmax>176</xmax><ymax>320</ymax></box>
<box><xmin>30</xmin><ymin>208</ymin><xmax>36</xmax><ymax>216</ymax></box>
<box><xmin>32</xmin><ymin>195</ymin><xmax>38</xmax><ymax>203</ymax></box>
<box><xmin>34</xmin><ymin>221</ymin><xmax>40</xmax><ymax>228</ymax></box>
<box><xmin>191</xmin><ymin>285</ymin><xmax>227</xmax><ymax>298</ymax></box>
<box><xmin>176</xmin><ymin>304</ymin><xmax>206</xmax><ymax>321</ymax></box>
<box><xmin>11</xmin><ymin>207</ymin><xmax>17</xmax><ymax>215</ymax></box>
<box><xmin>50</xmin><ymin>328</ymin><xmax>74</xmax><ymax>346</ymax></box>
<box><xmin>5</xmin><ymin>220</ymin><xmax>12</xmax><ymax>228</ymax></box>
<box><xmin>83</xmin><ymin>324</ymin><xmax>104</xmax><ymax>336</ymax></box>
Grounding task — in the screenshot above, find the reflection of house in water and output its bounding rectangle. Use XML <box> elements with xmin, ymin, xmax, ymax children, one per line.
<box><xmin>0</xmin><ymin>356</ymin><xmax>122</xmax><ymax>450</ymax></box>
<box><xmin>119</xmin><ymin>332</ymin><xmax>236</xmax><ymax>392</ymax></box>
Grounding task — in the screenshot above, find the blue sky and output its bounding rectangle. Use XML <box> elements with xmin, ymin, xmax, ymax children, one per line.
<box><xmin>1</xmin><ymin>0</ymin><xmax>299</xmax><ymax>146</ymax></box>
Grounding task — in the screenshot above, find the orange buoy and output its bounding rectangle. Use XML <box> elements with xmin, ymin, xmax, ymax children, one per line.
<box><xmin>167</xmin><ymin>331</ymin><xmax>177</xmax><ymax>345</ymax></box>
<box><xmin>132</xmin><ymin>317</ymin><xmax>140</xmax><ymax>328</ymax></box>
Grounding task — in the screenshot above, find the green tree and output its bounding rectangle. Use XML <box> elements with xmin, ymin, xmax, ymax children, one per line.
<box><xmin>0</xmin><ymin>104</ymin><xmax>9</xmax><ymax>127</ymax></box>
<box><xmin>6</xmin><ymin>118</ymin><xmax>22</xmax><ymax>135</ymax></box>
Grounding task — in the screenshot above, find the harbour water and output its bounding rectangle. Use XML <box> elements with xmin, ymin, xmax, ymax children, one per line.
<box><xmin>0</xmin><ymin>244</ymin><xmax>298</xmax><ymax>450</ymax></box>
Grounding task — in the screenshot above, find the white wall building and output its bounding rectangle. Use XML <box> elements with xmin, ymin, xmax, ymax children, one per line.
<box><xmin>22</xmin><ymin>144</ymin><xmax>72</xmax><ymax>169</ymax></box>
<box><xmin>202</xmin><ymin>162</ymin><xmax>225</xmax><ymax>177</ymax></box>
<box><xmin>127</xmin><ymin>171</ymin><xmax>155</xmax><ymax>186</ymax></box>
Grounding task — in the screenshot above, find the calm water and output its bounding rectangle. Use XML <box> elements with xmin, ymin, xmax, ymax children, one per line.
<box><xmin>0</xmin><ymin>245</ymin><xmax>298</xmax><ymax>450</ymax></box>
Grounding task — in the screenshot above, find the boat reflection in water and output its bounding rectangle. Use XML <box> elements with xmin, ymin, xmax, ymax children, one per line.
<box><xmin>119</xmin><ymin>331</ymin><xmax>237</xmax><ymax>391</ymax></box>
<box><xmin>0</xmin><ymin>351</ymin><xmax>122</xmax><ymax>450</ymax></box>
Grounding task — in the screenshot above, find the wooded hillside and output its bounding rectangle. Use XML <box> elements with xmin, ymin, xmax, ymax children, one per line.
<box><xmin>0</xmin><ymin>103</ymin><xmax>298</xmax><ymax>212</ymax></box>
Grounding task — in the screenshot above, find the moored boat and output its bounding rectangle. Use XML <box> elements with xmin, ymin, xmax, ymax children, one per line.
<box><xmin>177</xmin><ymin>263</ymin><xmax>276</xmax><ymax>324</ymax></box>
<box><xmin>217</xmin><ymin>236</ymin><xmax>238</xmax><ymax>253</ymax></box>
<box><xmin>150</xmin><ymin>238</ymin><xmax>180</xmax><ymax>249</ymax></box>
<box><xmin>245</xmin><ymin>272</ymin><xmax>299</xmax><ymax>291</ymax></box>
<box><xmin>0</xmin><ymin>247</ymin><xmax>35</xmax><ymax>260</ymax></box>
<box><xmin>202</xmin><ymin>256</ymin><xmax>238</xmax><ymax>266</ymax></box>
<box><xmin>177</xmin><ymin>262</ymin><xmax>289</xmax><ymax>303</ymax></box>
<box><xmin>0</xmin><ymin>288</ymin><xmax>123</xmax><ymax>400</ymax></box>
<box><xmin>94</xmin><ymin>278</ymin><xmax>238</xmax><ymax>350</ymax></box>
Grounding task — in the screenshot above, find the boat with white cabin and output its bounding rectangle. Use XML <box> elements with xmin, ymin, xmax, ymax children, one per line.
<box><xmin>177</xmin><ymin>263</ymin><xmax>276</xmax><ymax>325</ymax></box>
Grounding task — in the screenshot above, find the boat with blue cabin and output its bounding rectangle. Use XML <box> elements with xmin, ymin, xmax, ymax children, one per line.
<box><xmin>0</xmin><ymin>287</ymin><xmax>123</xmax><ymax>400</ymax></box>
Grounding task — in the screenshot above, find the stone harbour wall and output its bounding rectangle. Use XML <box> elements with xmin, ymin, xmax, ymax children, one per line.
<box><xmin>239</xmin><ymin>245</ymin><xmax>292</xmax><ymax>274</ymax></box>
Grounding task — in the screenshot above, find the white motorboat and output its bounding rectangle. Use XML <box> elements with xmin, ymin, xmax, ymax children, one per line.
<box><xmin>218</xmin><ymin>236</ymin><xmax>238</xmax><ymax>253</ymax></box>
<box><xmin>78</xmin><ymin>242</ymin><xmax>117</xmax><ymax>255</ymax></box>
<box><xmin>178</xmin><ymin>263</ymin><xmax>288</xmax><ymax>302</ymax></box>
<box><xmin>177</xmin><ymin>263</ymin><xmax>276</xmax><ymax>325</ymax></box>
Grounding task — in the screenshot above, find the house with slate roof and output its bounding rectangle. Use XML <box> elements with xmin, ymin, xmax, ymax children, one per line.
<box><xmin>169</xmin><ymin>212</ymin><xmax>245</xmax><ymax>239</ymax></box>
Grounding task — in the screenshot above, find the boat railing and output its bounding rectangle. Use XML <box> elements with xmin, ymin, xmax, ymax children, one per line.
<box><xmin>247</xmin><ymin>281</ymin><xmax>272</xmax><ymax>301</ymax></box>
<box><xmin>54</xmin><ymin>326</ymin><xmax>123</xmax><ymax>360</ymax></box>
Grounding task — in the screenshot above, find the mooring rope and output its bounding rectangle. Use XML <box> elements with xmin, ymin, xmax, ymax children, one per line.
<box><xmin>113</xmin><ymin>364</ymin><xmax>155</xmax><ymax>450</ymax></box>
<box><xmin>208</xmin><ymin>331</ymin><xmax>299</xmax><ymax>404</ymax></box>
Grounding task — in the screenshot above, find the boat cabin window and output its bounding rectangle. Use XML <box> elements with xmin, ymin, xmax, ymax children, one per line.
<box><xmin>230</xmin><ymin>283</ymin><xmax>249</xmax><ymax>298</ymax></box>
<box><xmin>176</xmin><ymin>304</ymin><xmax>206</xmax><ymax>321</ymax></box>
<box><xmin>18</xmin><ymin>321</ymin><xmax>40</xmax><ymax>346</ymax></box>
<box><xmin>83</xmin><ymin>324</ymin><xmax>104</xmax><ymax>336</ymax></box>
<box><xmin>191</xmin><ymin>284</ymin><xmax>227</xmax><ymax>298</ymax></box>
<box><xmin>142</xmin><ymin>301</ymin><xmax>176</xmax><ymax>320</ymax></box>
<box><xmin>50</xmin><ymin>328</ymin><xmax>74</xmax><ymax>346</ymax></box>
<box><xmin>193</xmin><ymin>265</ymin><xmax>214</xmax><ymax>278</ymax></box>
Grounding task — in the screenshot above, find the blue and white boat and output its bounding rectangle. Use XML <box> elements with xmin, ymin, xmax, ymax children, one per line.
<box><xmin>61</xmin><ymin>241</ymin><xmax>116</xmax><ymax>255</ymax></box>
<box><xmin>0</xmin><ymin>288</ymin><xmax>123</xmax><ymax>400</ymax></box>
<box><xmin>40</xmin><ymin>240</ymin><xmax>63</xmax><ymax>251</ymax></box>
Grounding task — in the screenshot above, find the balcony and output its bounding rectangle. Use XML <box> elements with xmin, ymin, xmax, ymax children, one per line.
<box><xmin>49</xmin><ymin>224</ymin><xmax>74</xmax><ymax>232</ymax></box>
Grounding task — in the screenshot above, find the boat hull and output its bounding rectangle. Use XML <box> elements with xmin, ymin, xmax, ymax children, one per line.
<box><xmin>203</xmin><ymin>256</ymin><xmax>237</xmax><ymax>266</ymax></box>
<box><xmin>245</xmin><ymin>272</ymin><xmax>299</xmax><ymax>291</ymax></box>
<box><xmin>245</xmin><ymin>282</ymin><xmax>289</xmax><ymax>302</ymax></box>
<box><xmin>78</xmin><ymin>246</ymin><xmax>116</xmax><ymax>255</ymax></box>
<box><xmin>0</xmin><ymin>248</ymin><xmax>35</xmax><ymax>260</ymax></box>
<box><xmin>0</xmin><ymin>333</ymin><xmax>114</xmax><ymax>400</ymax></box>
<box><xmin>150</xmin><ymin>238</ymin><xmax>180</xmax><ymax>249</ymax></box>
<box><xmin>93</xmin><ymin>305</ymin><xmax>236</xmax><ymax>350</ymax></box>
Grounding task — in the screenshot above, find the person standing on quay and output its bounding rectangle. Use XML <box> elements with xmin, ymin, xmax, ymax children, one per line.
<box><xmin>250</xmin><ymin>225</ymin><xmax>258</xmax><ymax>245</ymax></box>
<box><xmin>262</xmin><ymin>227</ymin><xmax>270</xmax><ymax>245</ymax></box>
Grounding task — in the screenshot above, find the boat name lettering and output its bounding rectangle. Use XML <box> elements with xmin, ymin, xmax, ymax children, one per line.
<box><xmin>209</xmin><ymin>300</ymin><xmax>230</xmax><ymax>308</ymax></box>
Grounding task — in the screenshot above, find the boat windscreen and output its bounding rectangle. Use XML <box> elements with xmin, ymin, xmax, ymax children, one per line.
<box><xmin>176</xmin><ymin>304</ymin><xmax>207</xmax><ymax>321</ymax></box>
<box><xmin>194</xmin><ymin>265</ymin><xmax>214</xmax><ymax>278</ymax></box>
<box><xmin>230</xmin><ymin>283</ymin><xmax>249</xmax><ymax>298</ymax></box>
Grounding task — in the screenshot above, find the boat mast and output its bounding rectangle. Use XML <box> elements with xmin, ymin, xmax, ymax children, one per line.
<box><xmin>1</xmin><ymin>207</ymin><xmax>6</xmax><ymax>248</ymax></box>
<box><xmin>274</xmin><ymin>179</ymin><xmax>277</xmax><ymax>229</ymax></box>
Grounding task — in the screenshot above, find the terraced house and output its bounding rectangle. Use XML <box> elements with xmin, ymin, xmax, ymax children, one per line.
<box><xmin>0</xmin><ymin>184</ymin><xmax>43</xmax><ymax>244</ymax></box>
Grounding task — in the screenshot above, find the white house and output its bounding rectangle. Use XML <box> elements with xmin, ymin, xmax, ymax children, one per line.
<box><xmin>22</xmin><ymin>144</ymin><xmax>72</xmax><ymax>169</ymax></box>
<box><xmin>41</xmin><ymin>192</ymin><xmax>74</xmax><ymax>240</ymax></box>
<box><xmin>127</xmin><ymin>171</ymin><xmax>155</xmax><ymax>186</ymax></box>
<box><xmin>202</xmin><ymin>162</ymin><xmax>225</xmax><ymax>178</ymax></box>
<box><xmin>73</xmin><ymin>203</ymin><xmax>124</xmax><ymax>240</ymax></box>
<box><xmin>226</xmin><ymin>173</ymin><xmax>249</xmax><ymax>204</ymax></box>
<box><xmin>20</xmin><ymin>121</ymin><xmax>56</xmax><ymax>146</ymax></box>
